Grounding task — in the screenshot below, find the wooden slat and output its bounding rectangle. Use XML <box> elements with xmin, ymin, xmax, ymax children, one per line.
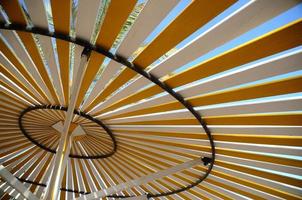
<box><xmin>118</xmin><ymin>135</ymin><xmax>302</xmax><ymax>177</ymax></box>
<box><xmin>117</xmin><ymin>134</ymin><xmax>302</xmax><ymax>167</ymax></box>
<box><xmin>85</xmin><ymin>0</ymin><xmax>236</xmax><ymax>112</ymax></box>
<box><xmin>51</xmin><ymin>0</ymin><xmax>71</xmax><ymax>105</ymax></box>
<box><xmin>166</xmin><ymin>19</ymin><xmax>302</xmax><ymax>87</ymax></box>
<box><xmin>0</xmin><ymin>35</ymin><xmax>51</xmax><ymax>103</ymax></box>
<box><xmin>24</xmin><ymin>0</ymin><xmax>48</xmax><ymax>28</ymax></box>
<box><xmin>74</xmin><ymin>0</ymin><xmax>136</xmax><ymax>108</ymax></box>
<box><xmin>0</xmin><ymin>54</ymin><xmax>46</xmax><ymax>103</ymax></box>
<box><xmin>96</xmin><ymin>19</ymin><xmax>302</xmax><ymax>115</ymax></box>
<box><xmin>109</xmin><ymin>113</ymin><xmax>302</xmax><ymax>126</ymax></box>
<box><xmin>1</xmin><ymin>0</ymin><xmax>60</xmax><ymax>104</ymax></box>
<box><xmin>75</xmin><ymin>0</ymin><xmax>102</xmax><ymax>41</ymax></box>
<box><xmin>0</xmin><ymin>65</ymin><xmax>41</xmax><ymax>104</ymax></box>
<box><xmin>113</xmin><ymin>129</ymin><xmax>302</xmax><ymax>147</ymax></box>
<box><xmin>118</xmin><ymin>0</ymin><xmax>179</xmax><ymax>58</ymax></box>
<box><xmin>214</xmin><ymin>160</ymin><xmax>302</xmax><ymax>189</ymax></box>
<box><xmin>97</xmin><ymin>0</ymin><xmax>301</xmax><ymax>115</ymax></box>
<box><xmin>106</xmin><ymin>75</ymin><xmax>302</xmax><ymax>119</ymax></box>
<box><xmin>1</xmin><ymin>73</ymin><xmax>40</xmax><ymax>104</ymax></box>
<box><xmin>106</xmin><ymin>98</ymin><xmax>302</xmax><ymax>124</ymax></box>
<box><xmin>150</xmin><ymin>0</ymin><xmax>301</xmax><ymax>78</ymax></box>
<box><xmin>82</xmin><ymin>0</ymin><xmax>179</xmax><ymax>110</ymax></box>
<box><xmin>34</xmin><ymin>34</ymin><xmax>65</xmax><ymax>104</ymax></box>
<box><xmin>1</xmin><ymin>81</ymin><xmax>33</xmax><ymax>105</ymax></box>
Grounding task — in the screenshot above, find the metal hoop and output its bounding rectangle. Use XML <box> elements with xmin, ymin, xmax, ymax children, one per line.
<box><xmin>2</xmin><ymin>23</ymin><xmax>215</xmax><ymax>198</ymax></box>
<box><xmin>19</xmin><ymin>105</ymin><xmax>117</xmax><ymax>159</ymax></box>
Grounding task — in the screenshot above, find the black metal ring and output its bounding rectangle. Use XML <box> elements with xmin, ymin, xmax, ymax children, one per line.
<box><xmin>18</xmin><ymin>104</ymin><xmax>117</xmax><ymax>159</ymax></box>
<box><xmin>1</xmin><ymin>23</ymin><xmax>215</xmax><ymax>197</ymax></box>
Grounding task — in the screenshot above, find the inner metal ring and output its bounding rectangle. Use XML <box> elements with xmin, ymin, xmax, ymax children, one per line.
<box><xmin>18</xmin><ymin>104</ymin><xmax>117</xmax><ymax>159</ymax></box>
<box><xmin>2</xmin><ymin>23</ymin><xmax>215</xmax><ymax>198</ymax></box>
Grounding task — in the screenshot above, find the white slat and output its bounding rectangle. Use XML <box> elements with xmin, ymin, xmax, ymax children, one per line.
<box><xmin>1</xmin><ymin>72</ymin><xmax>40</xmax><ymax>104</ymax></box>
<box><xmin>71</xmin><ymin>44</ymin><xmax>84</xmax><ymax>87</ymax></box>
<box><xmin>82</xmin><ymin>60</ymin><xmax>123</xmax><ymax>110</ymax></box>
<box><xmin>67</xmin><ymin>159</ymin><xmax>74</xmax><ymax>200</ymax></box>
<box><xmin>79</xmin><ymin>160</ymin><xmax>96</xmax><ymax>191</ymax></box>
<box><xmin>214</xmin><ymin>159</ymin><xmax>302</xmax><ymax>196</ymax></box>
<box><xmin>208</xmin><ymin>174</ymin><xmax>280</xmax><ymax>200</ymax></box>
<box><xmin>99</xmin><ymin>49</ymin><xmax>302</xmax><ymax>118</ymax></box>
<box><xmin>98</xmin><ymin>92</ymin><xmax>173</xmax><ymax>117</ymax></box>
<box><xmin>203</xmin><ymin>181</ymin><xmax>245</xmax><ymax>200</ymax></box>
<box><xmin>150</xmin><ymin>0</ymin><xmax>300</xmax><ymax>78</ymax></box>
<box><xmin>35</xmin><ymin>156</ymin><xmax>55</xmax><ymax>198</ymax></box>
<box><xmin>117</xmin><ymin>0</ymin><xmax>179</xmax><ymax>57</ymax></box>
<box><xmin>179</xmin><ymin>50</ymin><xmax>302</xmax><ymax>98</ymax></box>
<box><xmin>96</xmin><ymin>0</ymin><xmax>301</xmax><ymax>116</ymax></box>
<box><xmin>0</xmin><ymin>52</ymin><xmax>45</xmax><ymax>102</ymax></box>
<box><xmin>92</xmin><ymin>77</ymin><xmax>151</xmax><ymax>113</ymax></box>
<box><xmin>14</xmin><ymin>151</ymin><xmax>44</xmax><ymax>177</ymax></box>
<box><xmin>197</xmin><ymin>97</ymin><xmax>302</xmax><ymax>117</ymax></box>
<box><xmin>216</xmin><ymin>142</ymin><xmax>302</xmax><ymax>156</ymax></box>
<box><xmin>1</xmin><ymin>84</ymin><xmax>33</xmax><ymax>106</ymax></box>
<box><xmin>217</xmin><ymin>154</ymin><xmax>302</xmax><ymax>177</ymax></box>
<box><xmin>75</xmin><ymin>0</ymin><xmax>102</xmax><ymax>41</ymax></box>
<box><xmin>74</xmin><ymin>159</ymin><xmax>85</xmax><ymax>197</ymax></box>
<box><xmin>0</xmin><ymin>30</ymin><xmax>55</xmax><ymax>103</ymax></box>
<box><xmin>89</xmin><ymin>160</ymin><xmax>107</xmax><ymax>189</ymax></box>
<box><xmin>24</xmin><ymin>0</ymin><xmax>48</xmax><ymax>28</ymax></box>
<box><xmin>83</xmin><ymin>0</ymin><xmax>179</xmax><ymax>111</ymax></box>
<box><xmin>118</xmin><ymin>133</ymin><xmax>301</xmax><ymax>158</ymax></box>
<box><xmin>110</xmin><ymin>125</ymin><xmax>302</xmax><ymax>136</ymax></box>
<box><xmin>34</xmin><ymin>35</ymin><xmax>65</xmax><ymax>104</ymax></box>
<box><xmin>105</xmin><ymin>98</ymin><xmax>302</xmax><ymax>123</ymax></box>
<box><xmin>0</xmin><ymin>12</ymin><xmax>5</xmax><ymax>23</ymax></box>
<box><xmin>26</xmin><ymin>154</ymin><xmax>51</xmax><ymax>181</ymax></box>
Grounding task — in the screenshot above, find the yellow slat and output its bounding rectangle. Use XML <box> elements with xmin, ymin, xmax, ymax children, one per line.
<box><xmin>119</xmin><ymin>140</ymin><xmax>294</xmax><ymax>199</ymax></box>
<box><xmin>85</xmin><ymin>0</ymin><xmax>236</xmax><ymax>111</ymax></box>
<box><xmin>109</xmin><ymin>113</ymin><xmax>302</xmax><ymax>126</ymax></box>
<box><xmin>207</xmin><ymin>177</ymin><xmax>265</xmax><ymax>199</ymax></box>
<box><xmin>215</xmin><ymin>160</ymin><xmax>302</xmax><ymax>189</ymax></box>
<box><xmin>114</xmin><ymin>130</ymin><xmax>302</xmax><ymax>146</ymax></box>
<box><xmin>205</xmin><ymin>113</ymin><xmax>302</xmax><ymax>126</ymax></box>
<box><xmin>51</xmin><ymin>0</ymin><xmax>71</xmax><ymax>105</ymax></box>
<box><xmin>75</xmin><ymin>0</ymin><xmax>136</xmax><ymax>107</ymax></box>
<box><xmin>0</xmin><ymin>39</ymin><xmax>50</xmax><ymax>103</ymax></box>
<box><xmin>1</xmin><ymin>65</ymin><xmax>41</xmax><ymax>103</ymax></box>
<box><xmin>117</xmin><ymin>134</ymin><xmax>302</xmax><ymax>168</ymax></box>
<box><xmin>106</xmin><ymin>75</ymin><xmax>302</xmax><ymax>119</ymax></box>
<box><xmin>172</xmin><ymin>173</ymin><xmax>232</xmax><ymax>200</ymax></box>
<box><xmin>2</xmin><ymin>0</ymin><xmax>60</xmax><ymax>104</ymax></box>
<box><xmin>211</xmin><ymin>170</ymin><xmax>301</xmax><ymax>200</ymax></box>
<box><xmin>0</xmin><ymin>80</ymin><xmax>34</xmax><ymax>103</ymax></box>
<box><xmin>98</xmin><ymin>19</ymin><xmax>302</xmax><ymax>115</ymax></box>
<box><xmin>29</xmin><ymin>154</ymin><xmax>53</xmax><ymax>192</ymax></box>
<box><xmin>165</xmin><ymin>19</ymin><xmax>302</xmax><ymax>88</ymax></box>
<box><xmin>187</xmin><ymin>166</ymin><xmax>301</xmax><ymax>200</ymax></box>
<box><xmin>214</xmin><ymin>134</ymin><xmax>302</xmax><ymax>146</ymax></box>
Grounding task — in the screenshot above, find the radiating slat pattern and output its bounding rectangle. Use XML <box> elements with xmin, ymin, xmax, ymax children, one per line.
<box><xmin>0</xmin><ymin>0</ymin><xmax>302</xmax><ymax>200</ymax></box>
